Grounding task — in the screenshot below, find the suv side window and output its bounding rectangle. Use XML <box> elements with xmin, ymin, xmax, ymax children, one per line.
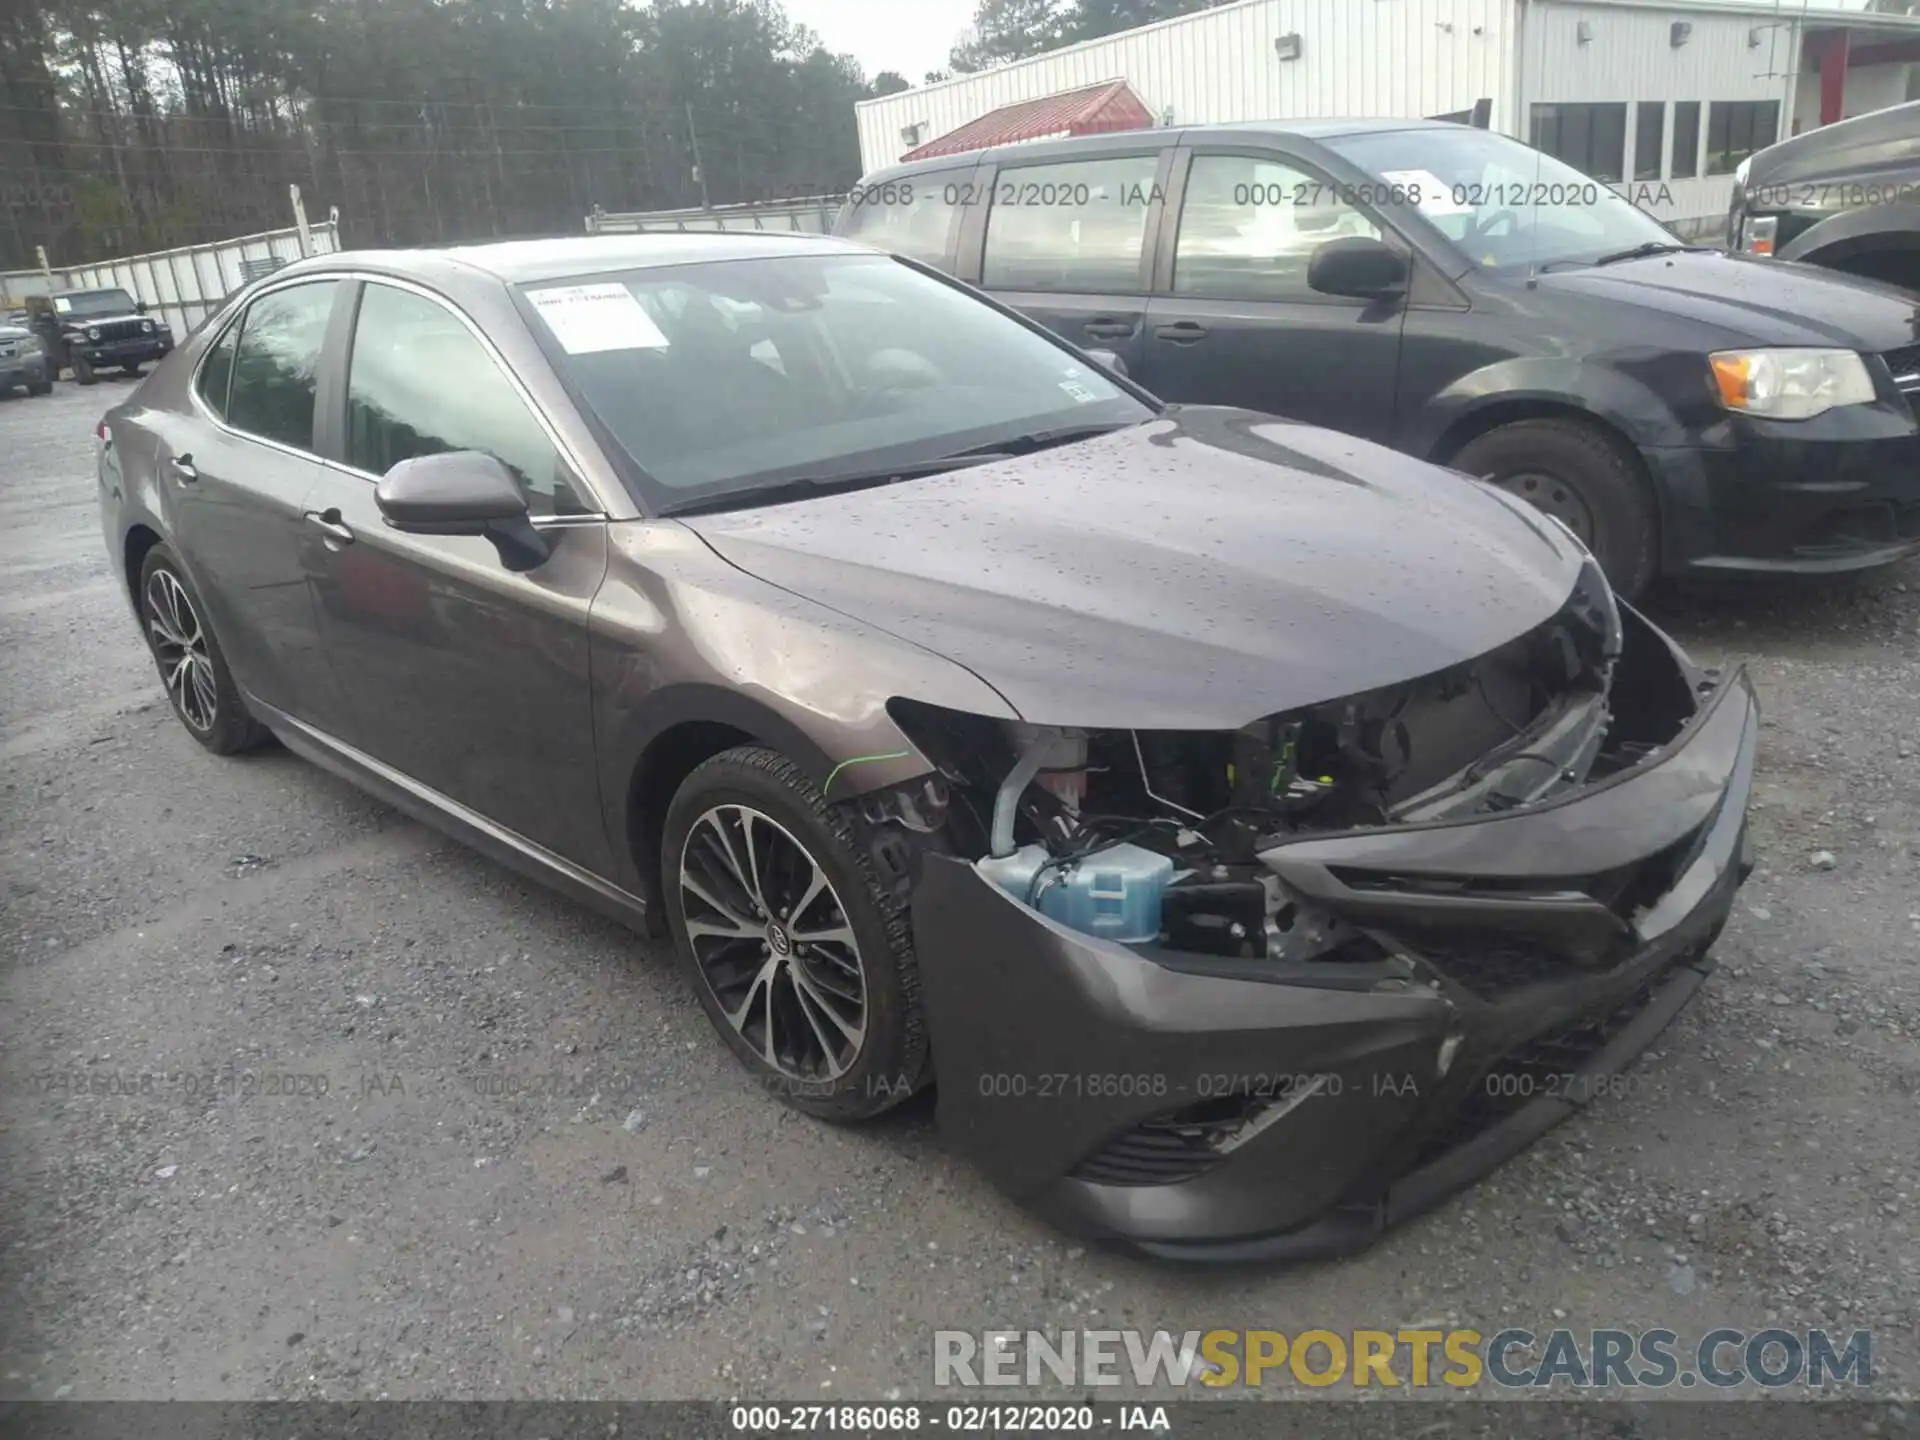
<box><xmin>226</xmin><ymin>280</ymin><xmax>342</xmax><ymax>450</ymax></box>
<box><xmin>196</xmin><ymin>321</ymin><xmax>239</xmax><ymax>419</ymax></box>
<box><xmin>346</xmin><ymin>282</ymin><xmax>585</xmax><ymax>516</ymax></box>
<box><xmin>839</xmin><ymin>174</ymin><xmax>963</xmax><ymax>266</ymax></box>
<box><xmin>982</xmin><ymin>154</ymin><xmax>1162</xmax><ymax>293</ymax></box>
<box><xmin>1173</xmin><ymin>154</ymin><xmax>1382</xmax><ymax>303</ymax></box>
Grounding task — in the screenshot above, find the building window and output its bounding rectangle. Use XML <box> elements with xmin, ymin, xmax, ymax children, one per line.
<box><xmin>1671</xmin><ymin>101</ymin><xmax>1701</xmax><ymax>179</ymax></box>
<box><xmin>1705</xmin><ymin>100</ymin><xmax>1779</xmax><ymax>176</ymax></box>
<box><xmin>1634</xmin><ymin>101</ymin><xmax>1666</xmax><ymax>181</ymax></box>
<box><xmin>1529</xmin><ymin>103</ymin><xmax>1628</xmax><ymax>183</ymax></box>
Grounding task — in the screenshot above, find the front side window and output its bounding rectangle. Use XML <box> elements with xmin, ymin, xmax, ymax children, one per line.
<box><xmin>1173</xmin><ymin>154</ymin><xmax>1383</xmax><ymax>302</ymax></box>
<box><xmin>1529</xmin><ymin>103</ymin><xmax>1628</xmax><ymax>183</ymax></box>
<box><xmin>1326</xmin><ymin>127</ymin><xmax>1675</xmax><ymax>274</ymax></box>
<box><xmin>1706</xmin><ymin>101</ymin><xmax>1779</xmax><ymax>177</ymax></box>
<box><xmin>839</xmin><ymin>175</ymin><xmax>963</xmax><ymax>266</ymax></box>
<box><xmin>521</xmin><ymin>252</ymin><xmax>1152</xmax><ymax>513</ymax></box>
<box><xmin>226</xmin><ymin>280</ymin><xmax>341</xmax><ymax>451</ymax></box>
<box><xmin>347</xmin><ymin>283</ymin><xmax>584</xmax><ymax>515</ymax></box>
<box><xmin>982</xmin><ymin>154</ymin><xmax>1162</xmax><ymax>293</ymax></box>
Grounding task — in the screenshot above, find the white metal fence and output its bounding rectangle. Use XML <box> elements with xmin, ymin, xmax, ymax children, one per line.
<box><xmin>1</xmin><ymin>220</ymin><xmax>340</xmax><ymax>337</ymax></box>
<box><xmin>585</xmin><ymin>196</ymin><xmax>847</xmax><ymax>236</ymax></box>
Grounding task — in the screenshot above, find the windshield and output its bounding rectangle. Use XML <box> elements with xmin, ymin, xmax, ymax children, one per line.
<box><xmin>519</xmin><ymin>253</ymin><xmax>1151</xmax><ymax>512</ymax></box>
<box><xmin>55</xmin><ymin>289</ymin><xmax>139</xmax><ymax>317</ymax></box>
<box><xmin>1325</xmin><ymin>127</ymin><xmax>1678</xmax><ymax>274</ymax></box>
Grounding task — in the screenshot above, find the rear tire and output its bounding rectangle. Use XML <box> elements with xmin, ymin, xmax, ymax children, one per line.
<box><xmin>1452</xmin><ymin>417</ymin><xmax>1659</xmax><ymax>601</ymax></box>
<box><xmin>661</xmin><ymin>745</ymin><xmax>929</xmax><ymax>1122</ymax></box>
<box><xmin>73</xmin><ymin>354</ymin><xmax>96</xmax><ymax>386</ymax></box>
<box><xmin>27</xmin><ymin>375</ymin><xmax>52</xmax><ymax>396</ymax></box>
<box><xmin>136</xmin><ymin>544</ymin><xmax>272</xmax><ymax>755</ymax></box>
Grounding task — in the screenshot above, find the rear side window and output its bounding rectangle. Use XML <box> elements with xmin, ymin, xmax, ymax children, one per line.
<box><xmin>982</xmin><ymin>154</ymin><xmax>1162</xmax><ymax>293</ymax></box>
<box><xmin>346</xmin><ymin>282</ymin><xmax>585</xmax><ymax>515</ymax></box>
<box><xmin>839</xmin><ymin>175</ymin><xmax>963</xmax><ymax>266</ymax></box>
<box><xmin>226</xmin><ymin>280</ymin><xmax>341</xmax><ymax>451</ymax></box>
<box><xmin>196</xmin><ymin>322</ymin><xmax>238</xmax><ymax>419</ymax></box>
<box><xmin>1173</xmin><ymin>154</ymin><xmax>1382</xmax><ymax>302</ymax></box>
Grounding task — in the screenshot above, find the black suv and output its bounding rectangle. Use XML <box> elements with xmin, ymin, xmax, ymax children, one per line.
<box><xmin>26</xmin><ymin>286</ymin><xmax>175</xmax><ymax>385</ymax></box>
<box><xmin>838</xmin><ymin>119</ymin><xmax>1920</xmax><ymax>598</ymax></box>
<box><xmin>1728</xmin><ymin>99</ymin><xmax>1920</xmax><ymax>295</ymax></box>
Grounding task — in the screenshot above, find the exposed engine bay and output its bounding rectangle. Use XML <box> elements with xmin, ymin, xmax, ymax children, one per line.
<box><xmin>873</xmin><ymin>559</ymin><xmax>1707</xmax><ymax>964</ymax></box>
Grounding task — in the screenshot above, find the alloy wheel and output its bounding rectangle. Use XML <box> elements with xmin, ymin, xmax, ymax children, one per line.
<box><xmin>678</xmin><ymin>804</ymin><xmax>867</xmax><ymax>1082</ymax></box>
<box><xmin>144</xmin><ymin>569</ymin><xmax>218</xmax><ymax>732</ymax></box>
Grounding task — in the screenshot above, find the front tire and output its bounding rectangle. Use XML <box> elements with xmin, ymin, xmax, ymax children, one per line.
<box><xmin>137</xmin><ymin>544</ymin><xmax>270</xmax><ymax>755</ymax></box>
<box><xmin>662</xmin><ymin>746</ymin><xmax>928</xmax><ymax>1121</ymax></box>
<box><xmin>73</xmin><ymin>354</ymin><xmax>96</xmax><ymax>386</ymax></box>
<box><xmin>27</xmin><ymin>375</ymin><xmax>52</xmax><ymax>396</ymax></box>
<box><xmin>121</xmin><ymin>364</ymin><xmax>143</xmax><ymax>378</ymax></box>
<box><xmin>1452</xmin><ymin>418</ymin><xmax>1659</xmax><ymax>601</ymax></box>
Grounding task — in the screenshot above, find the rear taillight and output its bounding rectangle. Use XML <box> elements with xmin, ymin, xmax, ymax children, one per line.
<box><xmin>95</xmin><ymin>420</ymin><xmax>111</xmax><ymax>446</ymax></box>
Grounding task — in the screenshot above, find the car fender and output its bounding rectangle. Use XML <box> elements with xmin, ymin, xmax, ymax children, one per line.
<box><xmin>1413</xmin><ymin>355</ymin><xmax>1692</xmax><ymax>460</ymax></box>
<box><xmin>1777</xmin><ymin>202</ymin><xmax>1920</xmax><ymax>266</ymax></box>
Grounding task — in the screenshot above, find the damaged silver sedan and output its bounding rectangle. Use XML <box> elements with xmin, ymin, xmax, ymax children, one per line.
<box><xmin>98</xmin><ymin>234</ymin><xmax>1755</xmax><ymax>1259</ymax></box>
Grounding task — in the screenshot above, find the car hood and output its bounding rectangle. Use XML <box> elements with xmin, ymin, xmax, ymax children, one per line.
<box><xmin>58</xmin><ymin>311</ymin><xmax>147</xmax><ymax>329</ymax></box>
<box><xmin>1536</xmin><ymin>251</ymin><xmax>1920</xmax><ymax>352</ymax></box>
<box><xmin>680</xmin><ymin>408</ymin><xmax>1584</xmax><ymax>729</ymax></box>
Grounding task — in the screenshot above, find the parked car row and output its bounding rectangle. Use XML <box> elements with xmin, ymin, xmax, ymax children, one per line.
<box><xmin>835</xmin><ymin>118</ymin><xmax>1920</xmax><ymax>601</ymax></box>
<box><xmin>101</xmin><ymin>230</ymin><xmax>1758</xmax><ymax>1259</ymax></box>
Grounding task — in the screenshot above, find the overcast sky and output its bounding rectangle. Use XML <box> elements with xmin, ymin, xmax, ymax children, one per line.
<box><xmin>783</xmin><ymin>0</ymin><xmax>981</xmax><ymax>82</ymax></box>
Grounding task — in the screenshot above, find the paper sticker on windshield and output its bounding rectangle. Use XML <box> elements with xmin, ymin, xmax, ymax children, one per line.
<box><xmin>1059</xmin><ymin>380</ymin><xmax>1100</xmax><ymax>404</ymax></box>
<box><xmin>1378</xmin><ymin>170</ymin><xmax>1472</xmax><ymax>217</ymax></box>
<box><xmin>527</xmin><ymin>283</ymin><xmax>669</xmax><ymax>354</ymax></box>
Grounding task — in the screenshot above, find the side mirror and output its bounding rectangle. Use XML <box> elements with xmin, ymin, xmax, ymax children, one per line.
<box><xmin>1308</xmin><ymin>236</ymin><xmax>1410</xmax><ymax>300</ymax></box>
<box><xmin>1083</xmin><ymin>346</ymin><xmax>1129</xmax><ymax>378</ymax></box>
<box><xmin>135</xmin><ymin>300</ymin><xmax>148</xmax><ymax>314</ymax></box>
<box><xmin>375</xmin><ymin>451</ymin><xmax>550</xmax><ymax>572</ymax></box>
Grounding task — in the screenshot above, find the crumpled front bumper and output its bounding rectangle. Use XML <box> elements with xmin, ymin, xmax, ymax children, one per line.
<box><xmin>912</xmin><ymin>638</ymin><xmax>1757</xmax><ymax>1261</ymax></box>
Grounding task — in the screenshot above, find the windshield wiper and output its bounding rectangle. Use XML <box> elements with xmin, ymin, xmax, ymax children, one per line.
<box><xmin>1590</xmin><ymin>240</ymin><xmax>1710</xmax><ymax>267</ymax></box>
<box><xmin>943</xmin><ymin>419</ymin><xmax>1142</xmax><ymax>460</ymax></box>
<box><xmin>660</xmin><ymin>452</ymin><xmax>1010</xmax><ymax>517</ymax></box>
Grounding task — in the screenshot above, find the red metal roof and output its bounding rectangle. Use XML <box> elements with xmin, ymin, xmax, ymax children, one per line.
<box><xmin>902</xmin><ymin>80</ymin><xmax>1155</xmax><ymax>162</ymax></box>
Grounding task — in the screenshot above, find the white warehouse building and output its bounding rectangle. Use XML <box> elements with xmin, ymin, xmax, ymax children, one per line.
<box><xmin>855</xmin><ymin>0</ymin><xmax>1920</xmax><ymax>234</ymax></box>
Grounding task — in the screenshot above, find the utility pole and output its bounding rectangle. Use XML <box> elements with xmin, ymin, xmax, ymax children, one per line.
<box><xmin>685</xmin><ymin>100</ymin><xmax>711</xmax><ymax>211</ymax></box>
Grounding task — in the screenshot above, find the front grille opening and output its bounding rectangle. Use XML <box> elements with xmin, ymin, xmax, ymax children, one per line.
<box><xmin>1410</xmin><ymin>976</ymin><xmax>1664</xmax><ymax>1166</ymax></box>
<box><xmin>1404</xmin><ymin>932</ymin><xmax>1568</xmax><ymax>1000</ymax></box>
<box><xmin>1795</xmin><ymin>503</ymin><xmax>1902</xmax><ymax>558</ymax></box>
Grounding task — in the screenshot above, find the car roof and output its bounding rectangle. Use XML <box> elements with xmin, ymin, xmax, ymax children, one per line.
<box><xmin>866</xmin><ymin>116</ymin><xmax>1461</xmax><ymax>177</ymax></box>
<box><xmin>350</xmin><ymin>233</ymin><xmax>861</xmax><ymax>285</ymax></box>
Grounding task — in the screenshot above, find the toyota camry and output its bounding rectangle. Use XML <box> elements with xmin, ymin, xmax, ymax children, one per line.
<box><xmin>97</xmin><ymin>234</ymin><xmax>1755</xmax><ymax>1259</ymax></box>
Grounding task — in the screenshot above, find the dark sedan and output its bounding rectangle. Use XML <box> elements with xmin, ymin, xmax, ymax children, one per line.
<box><xmin>98</xmin><ymin>235</ymin><xmax>1754</xmax><ymax>1259</ymax></box>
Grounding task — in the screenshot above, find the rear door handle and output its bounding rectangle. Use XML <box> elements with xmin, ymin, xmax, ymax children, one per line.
<box><xmin>1153</xmin><ymin>321</ymin><xmax>1210</xmax><ymax>344</ymax></box>
<box><xmin>1083</xmin><ymin>318</ymin><xmax>1135</xmax><ymax>340</ymax></box>
<box><xmin>304</xmin><ymin>509</ymin><xmax>354</xmax><ymax>545</ymax></box>
<box><xmin>169</xmin><ymin>455</ymin><xmax>197</xmax><ymax>483</ymax></box>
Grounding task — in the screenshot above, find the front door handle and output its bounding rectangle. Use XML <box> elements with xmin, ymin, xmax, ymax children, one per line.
<box><xmin>169</xmin><ymin>455</ymin><xmax>198</xmax><ymax>483</ymax></box>
<box><xmin>304</xmin><ymin>509</ymin><xmax>354</xmax><ymax>546</ymax></box>
<box><xmin>1153</xmin><ymin>321</ymin><xmax>1210</xmax><ymax>344</ymax></box>
<box><xmin>1083</xmin><ymin>318</ymin><xmax>1134</xmax><ymax>340</ymax></box>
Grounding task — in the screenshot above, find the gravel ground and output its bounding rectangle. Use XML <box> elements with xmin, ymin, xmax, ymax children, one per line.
<box><xmin>2</xmin><ymin>380</ymin><xmax>1918</xmax><ymax>1403</ymax></box>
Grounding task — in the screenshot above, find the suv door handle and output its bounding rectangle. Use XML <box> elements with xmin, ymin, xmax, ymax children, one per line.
<box><xmin>169</xmin><ymin>455</ymin><xmax>198</xmax><ymax>483</ymax></box>
<box><xmin>304</xmin><ymin>509</ymin><xmax>354</xmax><ymax>546</ymax></box>
<box><xmin>1083</xmin><ymin>318</ymin><xmax>1135</xmax><ymax>340</ymax></box>
<box><xmin>1153</xmin><ymin>321</ymin><xmax>1210</xmax><ymax>344</ymax></box>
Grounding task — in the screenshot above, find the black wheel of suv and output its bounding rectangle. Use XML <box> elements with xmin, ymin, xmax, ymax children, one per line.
<box><xmin>1452</xmin><ymin>418</ymin><xmax>1659</xmax><ymax>602</ymax></box>
<box><xmin>121</xmin><ymin>364</ymin><xmax>143</xmax><ymax>378</ymax></box>
<box><xmin>73</xmin><ymin>353</ymin><xmax>96</xmax><ymax>386</ymax></box>
<box><xmin>137</xmin><ymin>544</ymin><xmax>271</xmax><ymax>755</ymax></box>
<box><xmin>662</xmin><ymin>746</ymin><xmax>929</xmax><ymax>1122</ymax></box>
